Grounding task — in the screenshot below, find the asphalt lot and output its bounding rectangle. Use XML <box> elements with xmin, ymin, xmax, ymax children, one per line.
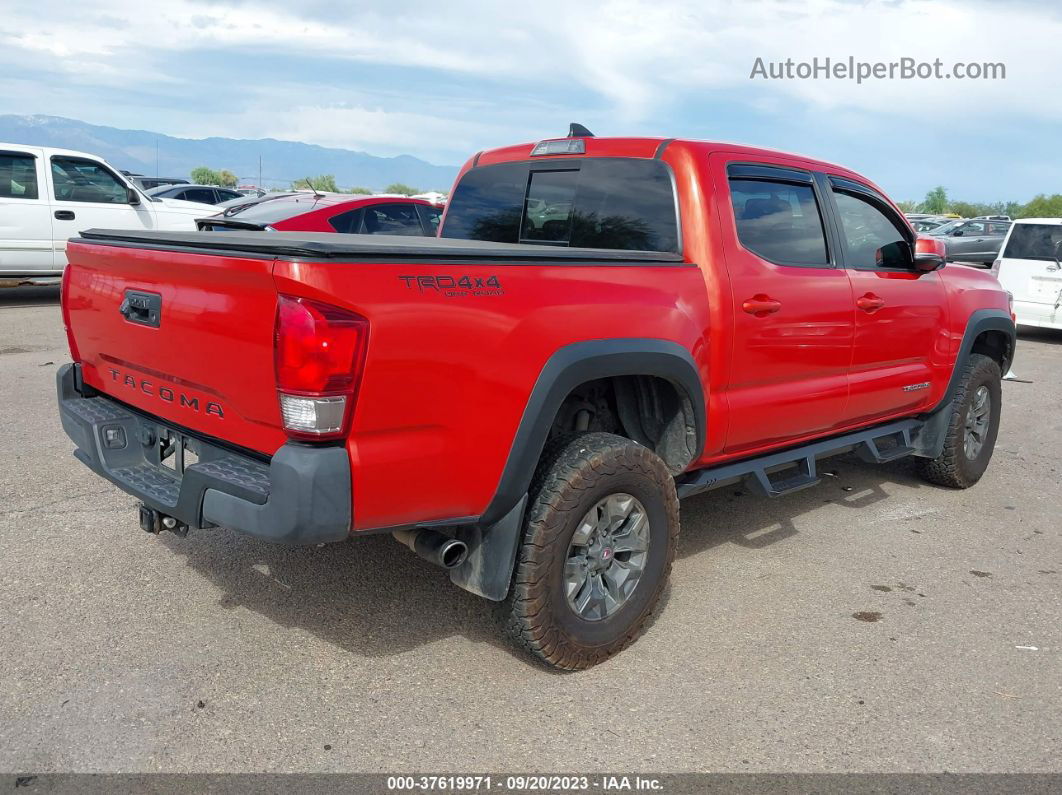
<box><xmin>0</xmin><ymin>285</ymin><xmax>1058</xmax><ymax>774</ymax></box>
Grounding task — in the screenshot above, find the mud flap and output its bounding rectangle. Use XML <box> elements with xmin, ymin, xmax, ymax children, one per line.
<box><xmin>450</xmin><ymin>495</ymin><xmax>527</xmax><ymax>601</ymax></box>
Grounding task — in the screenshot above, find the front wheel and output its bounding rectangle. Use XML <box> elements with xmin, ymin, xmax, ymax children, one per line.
<box><xmin>918</xmin><ymin>353</ymin><xmax>1002</xmax><ymax>488</ymax></box>
<box><xmin>500</xmin><ymin>433</ymin><xmax>679</xmax><ymax>670</ymax></box>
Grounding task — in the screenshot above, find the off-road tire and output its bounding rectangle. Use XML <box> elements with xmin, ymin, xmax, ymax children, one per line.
<box><xmin>918</xmin><ymin>353</ymin><xmax>1002</xmax><ymax>488</ymax></box>
<box><xmin>500</xmin><ymin>432</ymin><xmax>680</xmax><ymax>670</ymax></box>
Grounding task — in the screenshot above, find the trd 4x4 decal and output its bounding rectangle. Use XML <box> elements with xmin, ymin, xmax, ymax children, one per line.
<box><xmin>398</xmin><ymin>274</ymin><xmax>504</xmax><ymax>297</ymax></box>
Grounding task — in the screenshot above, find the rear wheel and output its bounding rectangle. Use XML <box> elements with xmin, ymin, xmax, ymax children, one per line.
<box><xmin>501</xmin><ymin>433</ymin><xmax>679</xmax><ymax>670</ymax></box>
<box><xmin>918</xmin><ymin>353</ymin><xmax>1002</xmax><ymax>488</ymax></box>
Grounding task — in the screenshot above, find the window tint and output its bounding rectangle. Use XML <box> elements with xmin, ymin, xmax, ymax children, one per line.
<box><xmin>0</xmin><ymin>153</ymin><xmax>39</xmax><ymax>200</ymax></box>
<box><xmin>418</xmin><ymin>204</ymin><xmax>442</xmax><ymax>234</ymax></box>
<box><xmin>441</xmin><ymin>158</ymin><xmax>679</xmax><ymax>252</ymax></box>
<box><xmin>832</xmin><ymin>190</ymin><xmax>910</xmax><ymax>269</ymax></box>
<box><xmin>182</xmin><ymin>188</ymin><xmax>217</xmax><ymax>204</ymax></box>
<box><xmin>1003</xmin><ymin>224</ymin><xmax>1062</xmax><ymax>261</ymax></box>
<box><xmin>328</xmin><ymin>207</ymin><xmax>363</xmax><ymax>233</ymax></box>
<box><xmin>729</xmin><ymin>178</ymin><xmax>828</xmax><ymax>265</ymax></box>
<box><xmin>987</xmin><ymin>222</ymin><xmax>1010</xmax><ymax>236</ymax></box>
<box><xmin>51</xmin><ymin>157</ymin><xmax>128</xmax><ymax>203</ymax></box>
<box><xmin>363</xmin><ymin>203</ymin><xmax>424</xmax><ymax>235</ymax></box>
<box><xmin>522</xmin><ymin>170</ymin><xmax>576</xmax><ymax>244</ymax></box>
<box><xmin>960</xmin><ymin>221</ymin><xmax>987</xmax><ymax>235</ymax></box>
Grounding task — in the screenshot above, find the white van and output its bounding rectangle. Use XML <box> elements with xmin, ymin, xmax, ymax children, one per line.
<box><xmin>0</xmin><ymin>143</ymin><xmax>211</xmax><ymax>280</ymax></box>
<box><xmin>992</xmin><ymin>218</ymin><xmax>1062</xmax><ymax>330</ymax></box>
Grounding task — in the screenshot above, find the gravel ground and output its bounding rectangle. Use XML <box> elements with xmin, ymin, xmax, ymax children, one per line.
<box><xmin>0</xmin><ymin>286</ymin><xmax>1058</xmax><ymax>774</ymax></box>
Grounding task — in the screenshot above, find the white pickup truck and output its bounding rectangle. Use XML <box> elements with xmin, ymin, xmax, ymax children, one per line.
<box><xmin>0</xmin><ymin>143</ymin><xmax>211</xmax><ymax>283</ymax></box>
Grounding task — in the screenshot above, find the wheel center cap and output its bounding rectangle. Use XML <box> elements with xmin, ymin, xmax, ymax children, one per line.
<box><xmin>601</xmin><ymin>547</ymin><xmax>613</xmax><ymax>561</ymax></box>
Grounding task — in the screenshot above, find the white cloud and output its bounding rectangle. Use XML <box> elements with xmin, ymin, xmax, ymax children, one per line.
<box><xmin>0</xmin><ymin>0</ymin><xmax>1057</xmax><ymax>159</ymax></box>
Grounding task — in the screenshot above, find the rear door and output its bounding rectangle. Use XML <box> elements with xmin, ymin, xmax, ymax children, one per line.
<box><xmin>826</xmin><ymin>176</ymin><xmax>947</xmax><ymax>422</ymax></box>
<box><xmin>48</xmin><ymin>154</ymin><xmax>155</xmax><ymax>266</ymax></box>
<box><xmin>996</xmin><ymin>221</ymin><xmax>1062</xmax><ymax>327</ymax></box>
<box><xmin>0</xmin><ymin>148</ymin><xmax>53</xmax><ymax>275</ymax></box>
<box><xmin>711</xmin><ymin>156</ymin><xmax>855</xmax><ymax>453</ymax></box>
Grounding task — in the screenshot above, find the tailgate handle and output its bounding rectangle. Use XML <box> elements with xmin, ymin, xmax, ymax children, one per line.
<box><xmin>119</xmin><ymin>290</ymin><xmax>162</xmax><ymax>328</ymax></box>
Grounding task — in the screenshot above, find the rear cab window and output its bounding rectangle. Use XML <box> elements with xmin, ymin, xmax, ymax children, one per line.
<box><xmin>440</xmin><ymin>158</ymin><xmax>679</xmax><ymax>253</ymax></box>
<box><xmin>0</xmin><ymin>152</ymin><xmax>39</xmax><ymax>200</ymax></box>
<box><xmin>1003</xmin><ymin>224</ymin><xmax>1062</xmax><ymax>261</ymax></box>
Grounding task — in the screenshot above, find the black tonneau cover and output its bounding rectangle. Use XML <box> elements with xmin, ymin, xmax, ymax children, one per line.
<box><xmin>74</xmin><ymin>229</ymin><xmax>687</xmax><ymax>264</ymax></box>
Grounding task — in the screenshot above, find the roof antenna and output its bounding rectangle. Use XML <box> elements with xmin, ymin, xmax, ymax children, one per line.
<box><xmin>568</xmin><ymin>122</ymin><xmax>595</xmax><ymax>138</ymax></box>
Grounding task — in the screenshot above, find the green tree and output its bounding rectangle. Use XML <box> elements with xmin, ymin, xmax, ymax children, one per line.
<box><xmin>922</xmin><ymin>186</ymin><xmax>948</xmax><ymax>214</ymax></box>
<box><xmin>1017</xmin><ymin>194</ymin><xmax>1062</xmax><ymax>218</ymax></box>
<box><xmin>217</xmin><ymin>169</ymin><xmax>238</xmax><ymax>188</ymax></box>
<box><xmin>293</xmin><ymin>175</ymin><xmax>338</xmax><ymax>192</ymax></box>
<box><xmin>384</xmin><ymin>182</ymin><xmax>419</xmax><ymax>196</ymax></box>
<box><xmin>347</xmin><ymin>186</ymin><xmax>372</xmax><ymax>195</ymax></box>
<box><xmin>896</xmin><ymin>199</ymin><xmax>920</xmax><ymax>213</ymax></box>
<box><xmin>190</xmin><ymin>166</ymin><xmax>221</xmax><ymax>185</ymax></box>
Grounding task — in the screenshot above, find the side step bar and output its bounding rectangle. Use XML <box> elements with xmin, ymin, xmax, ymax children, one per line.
<box><xmin>676</xmin><ymin>419</ymin><xmax>922</xmax><ymax>500</ymax></box>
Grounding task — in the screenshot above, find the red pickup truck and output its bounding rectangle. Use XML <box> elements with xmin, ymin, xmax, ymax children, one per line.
<box><xmin>57</xmin><ymin>129</ymin><xmax>1015</xmax><ymax>669</ymax></box>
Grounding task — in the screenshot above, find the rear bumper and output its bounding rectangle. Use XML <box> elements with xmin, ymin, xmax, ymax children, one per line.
<box><xmin>56</xmin><ymin>363</ymin><xmax>351</xmax><ymax>545</ymax></box>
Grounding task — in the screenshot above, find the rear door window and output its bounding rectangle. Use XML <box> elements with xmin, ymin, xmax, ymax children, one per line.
<box><xmin>182</xmin><ymin>188</ymin><xmax>218</xmax><ymax>204</ymax></box>
<box><xmin>441</xmin><ymin>158</ymin><xmax>679</xmax><ymax>252</ymax></box>
<box><xmin>729</xmin><ymin>178</ymin><xmax>829</xmax><ymax>266</ymax></box>
<box><xmin>362</xmin><ymin>203</ymin><xmax>424</xmax><ymax>236</ymax></box>
<box><xmin>1003</xmin><ymin>224</ymin><xmax>1062</xmax><ymax>261</ymax></box>
<box><xmin>0</xmin><ymin>153</ymin><xmax>39</xmax><ymax>199</ymax></box>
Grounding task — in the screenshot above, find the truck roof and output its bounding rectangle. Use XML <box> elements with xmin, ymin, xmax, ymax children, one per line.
<box><xmin>0</xmin><ymin>141</ymin><xmax>119</xmax><ymax>161</ymax></box>
<box><xmin>473</xmin><ymin>135</ymin><xmax>859</xmax><ymax>176</ymax></box>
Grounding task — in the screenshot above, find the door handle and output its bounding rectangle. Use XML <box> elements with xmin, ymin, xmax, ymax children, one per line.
<box><xmin>54</xmin><ymin>210</ymin><xmax>75</xmax><ymax>220</ymax></box>
<box><xmin>856</xmin><ymin>293</ymin><xmax>886</xmax><ymax>313</ymax></box>
<box><xmin>742</xmin><ymin>295</ymin><xmax>782</xmax><ymax>316</ymax></box>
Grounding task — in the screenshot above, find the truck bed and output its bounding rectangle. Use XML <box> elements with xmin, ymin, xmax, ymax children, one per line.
<box><xmin>75</xmin><ymin>229</ymin><xmax>688</xmax><ymax>264</ymax></box>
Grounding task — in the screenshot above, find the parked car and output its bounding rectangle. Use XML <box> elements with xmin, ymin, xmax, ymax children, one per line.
<box><xmin>938</xmin><ymin>219</ymin><xmax>1012</xmax><ymax>265</ymax></box>
<box><xmin>912</xmin><ymin>217</ymin><xmax>951</xmax><ymax>233</ymax></box>
<box><xmin>0</xmin><ymin>143</ymin><xmax>211</xmax><ymax>279</ymax></box>
<box><xmin>147</xmin><ymin>184</ymin><xmax>244</xmax><ymax>205</ymax></box>
<box><xmin>56</xmin><ymin>130</ymin><xmax>1014</xmax><ymax>669</ymax></box>
<box><xmin>974</xmin><ymin>215</ymin><xmax>1012</xmax><ymax>222</ymax></box>
<box><xmin>992</xmin><ymin>218</ymin><xmax>1062</xmax><ymax>329</ymax></box>
<box><xmin>124</xmin><ymin>174</ymin><xmax>190</xmax><ymax>192</ymax></box>
<box><xmin>196</xmin><ymin>192</ymin><xmax>442</xmax><ymax>235</ymax></box>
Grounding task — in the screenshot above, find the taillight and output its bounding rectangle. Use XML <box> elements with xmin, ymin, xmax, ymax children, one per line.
<box><xmin>60</xmin><ymin>265</ymin><xmax>80</xmax><ymax>362</ymax></box>
<box><xmin>273</xmin><ymin>295</ymin><xmax>368</xmax><ymax>440</ymax></box>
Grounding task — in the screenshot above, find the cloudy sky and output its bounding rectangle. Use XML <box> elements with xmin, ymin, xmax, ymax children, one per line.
<box><xmin>1</xmin><ymin>0</ymin><xmax>1057</xmax><ymax>201</ymax></box>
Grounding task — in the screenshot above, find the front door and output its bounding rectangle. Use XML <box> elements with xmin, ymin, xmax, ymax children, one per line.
<box><xmin>826</xmin><ymin>176</ymin><xmax>947</xmax><ymax>423</ymax></box>
<box><xmin>711</xmin><ymin>155</ymin><xmax>855</xmax><ymax>454</ymax></box>
<box><xmin>48</xmin><ymin>155</ymin><xmax>155</xmax><ymax>267</ymax></box>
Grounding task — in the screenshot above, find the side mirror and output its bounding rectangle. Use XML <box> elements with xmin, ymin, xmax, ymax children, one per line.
<box><xmin>126</xmin><ymin>187</ymin><xmax>141</xmax><ymax>206</ymax></box>
<box><xmin>914</xmin><ymin>236</ymin><xmax>947</xmax><ymax>272</ymax></box>
<box><xmin>875</xmin><ymin>239</ymin><xmax>913</xmax><ymax>269</ymax></box>
<box><xmin>951</xmin><ymin>229</ymin><xmax>964</xmax><ymax>236</ymax></box>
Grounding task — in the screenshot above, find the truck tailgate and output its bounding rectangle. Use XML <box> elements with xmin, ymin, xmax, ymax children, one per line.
<box><xmin>64</xmin><ymin>240</ymin><xmax>286</xmax><ymax>455</ymax></box>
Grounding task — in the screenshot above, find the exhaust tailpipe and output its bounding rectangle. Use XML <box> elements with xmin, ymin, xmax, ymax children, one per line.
<box><xmin>392</xmin><ymin>528</ymin><xmax>468</xmax><ymax>570</ymax></box>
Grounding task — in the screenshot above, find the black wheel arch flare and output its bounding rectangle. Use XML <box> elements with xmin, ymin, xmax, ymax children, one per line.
<box><xmin>480</xmin><ymin>338</ymin><xmax>706</xmax><ymax>525</ymax></box>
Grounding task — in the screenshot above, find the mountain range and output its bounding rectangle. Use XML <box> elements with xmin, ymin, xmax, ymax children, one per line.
<box><xmin>0</xmin><ymin>115</ymin><xmax>459</xmax><ymax>191</ymax></box>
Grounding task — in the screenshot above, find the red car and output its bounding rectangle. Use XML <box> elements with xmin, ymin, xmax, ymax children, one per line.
<box><xmin>58</xmin><ymin>129</ymin><xmax>1014</xmax><ymax>669</ymax></box>
<box><xmin>197</xmin><ymin>192</ymin><xmax>442</xmax><ymax>236</ymax></box>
